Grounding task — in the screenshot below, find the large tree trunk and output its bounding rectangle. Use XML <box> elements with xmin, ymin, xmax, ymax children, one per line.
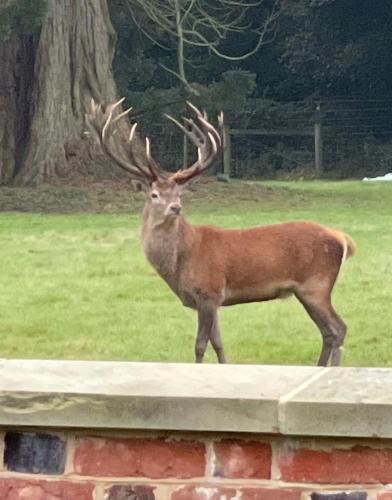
<box><xmin>0</xmin><ymin>35</ymin><xmax>18</xmax><ymax>184</ymax></box>
<box><xmin>0</xmin><ymin>33</ymin><xmax>36</xmax><ymax>184</ymax></box>
<box><xmin>0</xmin><ymin>0</ymin><xmax>125</xmax><ymax>185</ymax></box>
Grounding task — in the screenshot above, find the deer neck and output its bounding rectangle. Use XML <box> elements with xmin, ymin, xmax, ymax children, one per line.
<box><xmin>141</xmin><ymin>206</ymin><xmax>193</xmax><ymax>292</ymax></box>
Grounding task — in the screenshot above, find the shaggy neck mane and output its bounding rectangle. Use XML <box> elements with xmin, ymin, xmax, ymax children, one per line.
<box><xmin>141</xmin><ymin>206</ymin><xmax>193</xmax><ymax>291</ymax></box>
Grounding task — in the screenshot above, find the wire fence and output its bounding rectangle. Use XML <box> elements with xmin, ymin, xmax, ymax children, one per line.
<box><xmin>229</xmin><ymin>99</ymin><xmax>392</xmax><ymax>178</ymax></box>
<box><xmin>141</xmin><ymin>98</ymin><xmax>392</xmax><ymax>178</ymax></box>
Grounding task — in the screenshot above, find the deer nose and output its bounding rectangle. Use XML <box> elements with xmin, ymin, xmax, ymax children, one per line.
<box><xmin>170</xmin><ymin>203</ymin><xmax>182</xmax><ymax>215</ymax></box>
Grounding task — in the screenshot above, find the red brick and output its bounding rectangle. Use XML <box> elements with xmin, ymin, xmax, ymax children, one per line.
<box><xmin>171</xmin><ymin>485</ymin><xmax>237</xmax><ymax>500</ymax></box>
<box><xmin>171</xmin><ymin>486</ymin><xmax>302</xmax><ymax>500</ymax></box>
<box><xmin>279</xmin><ymin>445</ymin><xmax>392</xmax><ymax>484</ymax></box>
<box><xmin>378</xmin><ymin>493</ymin><xmax>392</xmax><ymax>500</ymax></box>
<box><xmin>0</xmin><ymin>479</ymin><xmax>94</xmax><ymax>500</ymax></box>
<box><xmin>73</xmin><ymin>437</ymin><xmax>205</xmax><ymax>478</ymax></box>
<box><xmin>241</xmin><ymin>488</ymin><xmax>302</xmax><ymax>500</ymax></box>
<box><xmin>213</xmin><ymin>440</ymin><xmax>271</xmax><ymax>479</ymax></box>
<box><xmin>310</xmin><ymin>493</ymin><xmax>367</xmax><ymax>500</ymax></box>
<box><xmin>106</xmin><ymin>484</ymin><xmax>155</xmax><ymax>499</ymax></box>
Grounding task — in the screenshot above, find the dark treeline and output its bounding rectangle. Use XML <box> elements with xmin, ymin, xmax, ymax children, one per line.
<box><xmin>1</xmin><ymin>0</ymin><xmax>391</xmax><ymax>184</ymax></box>
<box><xmin>112</xmin><ymin>0</ymin><xmax>392</xmax><ymax>103</ymax></box>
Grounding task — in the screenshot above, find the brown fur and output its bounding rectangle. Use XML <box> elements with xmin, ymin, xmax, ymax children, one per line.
<box><xmin>141</xmin><ymin>196</ymin><xmax>355</xmax><ymax>366</ymax></box>
<box><xmin>86</xmin><ymin>99</ymin><xmax>355</xmax><ymax>366</ymax></box>
<box><xmin>143</xmin><ymin>218</ymin><xmax>352</xmax><ymax>309</ymax></box>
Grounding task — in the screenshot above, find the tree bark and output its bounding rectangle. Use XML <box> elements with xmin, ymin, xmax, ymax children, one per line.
<box><xmin>0</xmin><ymin>34</ymin><xmax>36</xmax><ymax>184</ymax></box>
<box><xmin>0</xmin><ymin>0</ymin><xmax>125</xmax><ymax>185</ymax></box>
<box><xmin>0</xmin><ymin>35</ymin><xmax>18</xmax><ymax>184</ymax></box>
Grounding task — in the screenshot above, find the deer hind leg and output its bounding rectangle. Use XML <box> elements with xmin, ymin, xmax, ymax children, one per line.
<box><xmin>195</xmin><ymin>302</ymin><xmax>226</xmax><ymax>363</ymax></box>
<box><xmin>329</xmin><ymin>312</ymin><xmax>347</xmax><ymax>366</ymax></box>
<box><xmin>297</xmin><ymin>293</ymin><xmax>347</xmax><ymax>367</ymax></box>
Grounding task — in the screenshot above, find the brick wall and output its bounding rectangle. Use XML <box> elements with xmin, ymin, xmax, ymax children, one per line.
<box><xmin>1</xmin><ymin>430</ymin><xmax>392</xmax><ymax>499</ymax></box>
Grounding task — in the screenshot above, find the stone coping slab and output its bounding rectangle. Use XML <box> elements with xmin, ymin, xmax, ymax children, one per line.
<box><xmin>0</xmin><ymin>359</ymin><xmax>391</xmax><ymax>438</ymax></box>
<box><xmin>280</xmin><ymin>366</ymin><xmax>392</xmax><ymax>438</ymax></box>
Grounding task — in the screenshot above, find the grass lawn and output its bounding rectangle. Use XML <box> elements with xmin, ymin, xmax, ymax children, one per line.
<box><xmin>0</xmin><ymin>180</ymin><xmax>391</xmax><ymax>366</ymax></box>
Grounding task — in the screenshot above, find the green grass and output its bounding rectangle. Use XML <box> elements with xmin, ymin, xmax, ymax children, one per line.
<box><xmin>0</xmin><ymin>180</ymin><xmax>391</xmax><ymax>366</ymax></box>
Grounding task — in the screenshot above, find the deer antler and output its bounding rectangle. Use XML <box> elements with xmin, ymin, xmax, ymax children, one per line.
<box><xmin>85</xmin><ymin>98</ymin><xmax>161</xmax><ymax>184</ymax></box>
<box><xmin>165</xmin><ymin>102</ymin><xmax>222</xmax><ymax>185</ymax></box>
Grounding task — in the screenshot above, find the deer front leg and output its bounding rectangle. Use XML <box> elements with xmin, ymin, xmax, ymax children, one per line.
<box><xmin>195</xmin><ymin>302</ymin><xmax>225</xmax><ymax>363</ymax></box>
<box><xmin>210</xmin><ymin>310</ymin><xmax>226</xmax><ymax>364</ymax></box>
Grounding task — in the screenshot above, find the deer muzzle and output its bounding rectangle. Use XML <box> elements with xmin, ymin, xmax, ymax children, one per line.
<box><xmin>168</xmin><ymin>203</ymin><xmax>182</xmax><ymax>216</ymax></box>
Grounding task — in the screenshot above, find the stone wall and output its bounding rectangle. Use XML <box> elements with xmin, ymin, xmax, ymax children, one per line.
<box><xmin>1</xmin><ymin>360</ymin><xmax>392</xmax><ymax>499</ymax></box>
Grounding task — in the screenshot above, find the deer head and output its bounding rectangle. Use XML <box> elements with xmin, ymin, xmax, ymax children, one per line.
<box><xmin>86</xmin><ymin>98</ymin><xmax>222</xmax><ymax>223</ymax></box>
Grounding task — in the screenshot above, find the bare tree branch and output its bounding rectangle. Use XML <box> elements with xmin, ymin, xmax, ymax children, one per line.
<box><xmin>125</xmin><ymin>0</ymin><xmax>284</xmax><ymax>93</ymax></box>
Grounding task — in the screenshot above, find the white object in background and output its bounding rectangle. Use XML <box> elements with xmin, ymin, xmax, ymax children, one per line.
<box><xmin>363</xmin><ymin>172</ymin><xmax>392</xmax><ymax>181</ymax></box>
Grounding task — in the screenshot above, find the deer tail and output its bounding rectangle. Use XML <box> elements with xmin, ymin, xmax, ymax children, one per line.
<box><xmin>343</xmin><ymin>233</ymin><xmax>356</xmax><ymax>260</ymax></box>
<box><xmin>326</xmin><ymin>228</ymin><xmax>356</xmax><ymax>266</ymax></box>
<box><xmin>339</xmin><ymin>232</ymin><xmax>356</xmax><ymax>266</ymax></box>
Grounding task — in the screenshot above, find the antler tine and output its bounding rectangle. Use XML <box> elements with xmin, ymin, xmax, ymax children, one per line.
<box><xmin>198</xmin><ymin>115</ymin><xmax>221</xmax><ymax>146</ymax></box>
<box><xmin>187</xmin><ymin>102</ymin><xmax>220</xmax><ymax>145</ymax></box>
<box><xmin>207</xmin><ymin>132</ymin><xmax>218</xmax><ymax>153</ymax></box>
<box><xmin>144</xmin><ymin>136</ymin><xmax>162</xmax><ymax>178</ymax></box>
<box><xmin>101</xmin><ymin>106</ymin><xmax>115</xmax><ymax>141</ymax></box>
<box><xmin>218</xmin><ymin>111</ymin><xmax>224</xmax><ymax>128</ymax></box>
<box><xmin>112</xmin><ymin>105</ymin><xmax>133</xmax><ymax>124</ymax></box>
<box><xmin>102</xmin><ymin>97</ymin><xmax>127</xmax><ymax>140</ymax></box>
<box><xmin>165</xmin><ymin>114</ymin><xmax>205</xmax><ymax>149</ymax></box>
<box><xmin>126</xmin><ymin>121</ymin><xmax>160</xmax><ymax>179</ymax></box>
<box><xmin>186</xmin><ymin>101</ymin><xmax>210</xmax><ymax>124</ymax></box>
<box><xmin>113</xmin><ymin>96</ymin><xmax>126</xmax><ymax>107</ymax></box>
<box><xmin>183</xmin><ymin>117</ymin><xmax>205</xmax><ymax>145</ymax></box>
<box><xmin>129</xmin><ymin>122</ymin><xmax>138</xmax><ymax>141</ymax></box>
<box><xmin>85</xmin><ymin>98</ymin><xmax>159</xmax><ymax>184</ymax></box>
<box><xmin>164</xmin><ymin>113</ymin><xmax>189</xmax><ymax>137</ymax></box>
<box><xmin>186</xmin><ymin>100</ymin><xmax>203</xmax><ymax>117</ymax></box>
<box><xmin>166</xmin><ymin>102</ymin><xmax>222</xmax><ymax>185</ymax></box>
<box><xmin>90</xmin><ymin>97</ymin><xmax>98</xmax><ymax>114</ymax></box>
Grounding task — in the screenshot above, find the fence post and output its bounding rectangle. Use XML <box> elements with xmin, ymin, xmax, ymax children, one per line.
<box><xmin>183</xmin><ymin>134</ymin><xmax>188</xmax><ymax>168</ymax></box>
<box><xmin>314</xmin><ymin>104</ymin><xmax>323</xmax><ymax>174</ymax></box>
<box><xmin>221</xmin><ymin>113</ymin><xmax>231</xmax><ymax>180</ymax></box>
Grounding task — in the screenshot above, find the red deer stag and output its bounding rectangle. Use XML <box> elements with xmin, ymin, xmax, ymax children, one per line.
<box><xmin>86</xmin><ymin>98</ymin><xmax>355</xmax><ymax>367</ymax></box>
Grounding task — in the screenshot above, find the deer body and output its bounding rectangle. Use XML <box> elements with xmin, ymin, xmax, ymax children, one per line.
<box><xmin>142</xmin><ymin>215</ymin><xmax>354</xmax><ymax>309</ymax></box>
<box><xmin>87</xmin><ymin>98</ymin><xmax>355</xmax><ymax>366</ymax></box>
